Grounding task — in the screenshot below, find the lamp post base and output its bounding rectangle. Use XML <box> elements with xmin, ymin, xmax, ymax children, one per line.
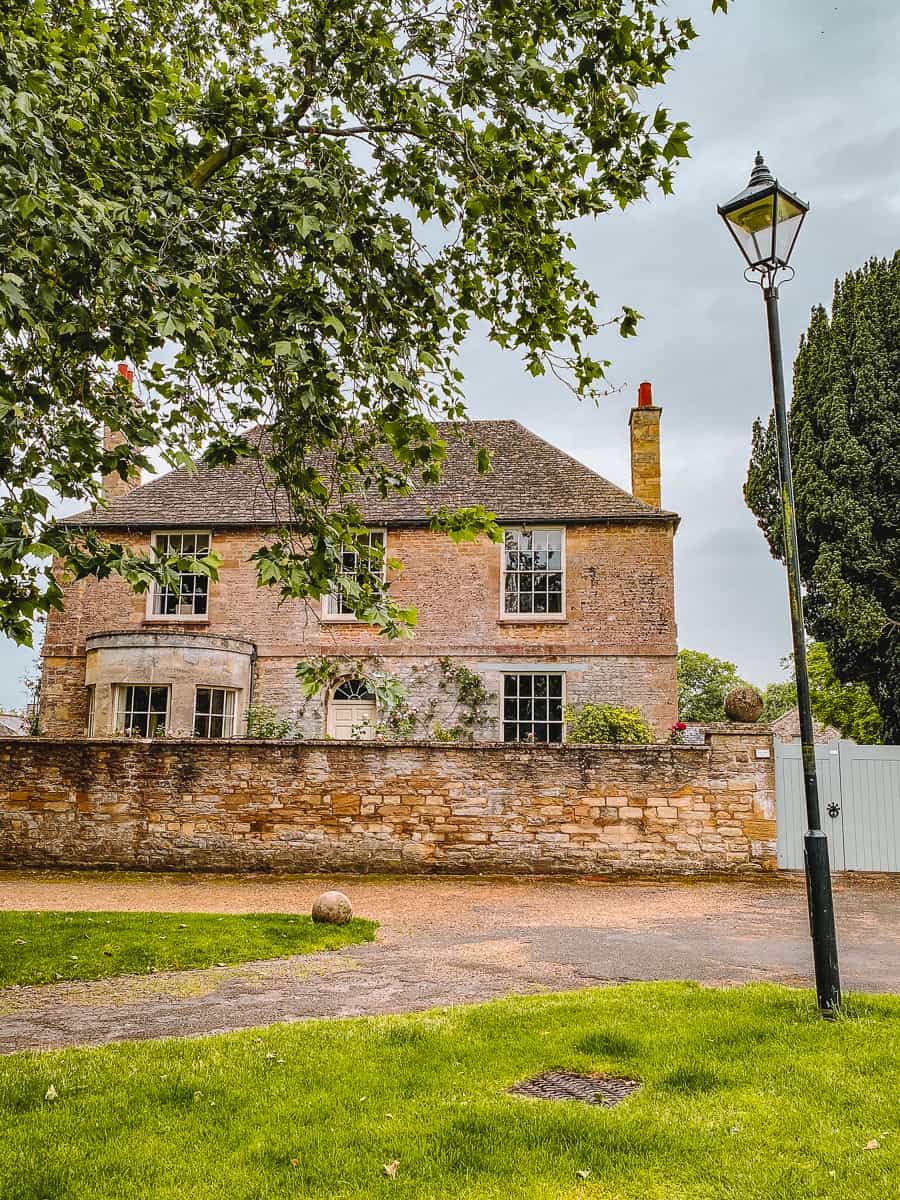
<box><xmin>803</xmin><ymin>830</ymin><xmax>842</xmax><ymax>1015</ymax></box>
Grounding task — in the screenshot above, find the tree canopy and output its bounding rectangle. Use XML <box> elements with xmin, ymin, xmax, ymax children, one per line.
<box><xmin>745</xmin><ymin>255</ymin><xmax>900</xmax><ymax>740</ymax></box>
<box><xmin>0</xmin><ymin>0</ymin><xmax>727</xmax><ymax>645</ymax></box>
<box><xmin>676</xmin><ymin>648</ymin><xmax>749</xmax><ymax>723</ymax></box>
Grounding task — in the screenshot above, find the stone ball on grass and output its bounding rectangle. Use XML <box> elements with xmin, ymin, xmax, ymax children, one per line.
<box><xmin>311</xmin><ymin>890</ymin><xmax>353</xmax><ymax>925</ymax></box>
<box><xmin>724</xmin><ymin>686</ymin><xmax>764</xmax><ymax>723</ymax></box>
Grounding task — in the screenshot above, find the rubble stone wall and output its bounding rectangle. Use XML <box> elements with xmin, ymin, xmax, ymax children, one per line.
<box><xmin>0</xmin><ymin>726</ymin><xmax>775</xmax><ymax>875</ymax></box>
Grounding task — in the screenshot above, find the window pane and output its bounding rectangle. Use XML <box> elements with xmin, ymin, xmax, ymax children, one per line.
<box><xmin>502</xmin><ymin>674</ymin><xmax>564</xmax><ymax>743</ymax></box>
<box><xmin>547</xmin><ymin>592</ymin><xmax>562</xmax><ymax>614</ymax></box>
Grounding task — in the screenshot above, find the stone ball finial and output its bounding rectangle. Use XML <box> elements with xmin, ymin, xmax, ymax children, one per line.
<box><xmin>311</xmin><ymin>890</ymin><xmax>353</xmax><ymax>925</ymax></box>
<box><xmin>724</xmin><ymin>686</ymin><xmax>764</xmax><ymax>723</ymax></box>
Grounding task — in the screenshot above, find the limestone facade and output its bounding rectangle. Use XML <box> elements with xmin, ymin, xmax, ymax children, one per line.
<box><xmin>40</xmin><ymin>521</ymin><xmax>677</xmax><ymax>740</ymax></box>
<box><xmin>40</xmin><ymin>412</ymin><xmax>679</xmax><ymax>743</ymax></box>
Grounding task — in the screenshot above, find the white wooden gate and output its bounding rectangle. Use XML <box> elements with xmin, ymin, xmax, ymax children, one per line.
<box><xmin>775</xmin><ymin>740</ymin><xmax>900</xmax><ymax>871</ymax></box>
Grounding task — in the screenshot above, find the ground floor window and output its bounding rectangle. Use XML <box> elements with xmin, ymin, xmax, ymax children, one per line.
<box><xmin>114</xmin><ymin>685</ymin><xmax>170</xmax><ymax>737</ymax></box>
<box><xmin>193</xmin><ymin>687</ymin><xmax>236</xmax><ymax>738</ymax></box>
<box><xmin>503</xmin><ymin>673</ymin><xmax>564</xmax><ymax>743</ymax></box>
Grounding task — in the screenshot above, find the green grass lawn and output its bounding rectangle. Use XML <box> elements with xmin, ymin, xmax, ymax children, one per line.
<box><xmin>0</xmin><ymin>911</ymin><xmax>377</xmax><ymax>987</ymax></box>
<box><xmin>1</xmin><ymin>983</ymin><xmax>898</xmax><ymax>1199</ymax></box>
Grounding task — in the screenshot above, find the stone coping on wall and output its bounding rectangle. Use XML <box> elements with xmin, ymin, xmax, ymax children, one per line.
<box><xmin>4</xmin><ymin>723</ymin><xmax>769</xmax><ymax>752</ymax></box>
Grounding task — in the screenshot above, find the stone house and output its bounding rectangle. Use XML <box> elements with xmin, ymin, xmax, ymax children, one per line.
<box><xmin>40</xmin><ymin>386</ymin><xmax>679</xmax><ymax>742</ymax></box>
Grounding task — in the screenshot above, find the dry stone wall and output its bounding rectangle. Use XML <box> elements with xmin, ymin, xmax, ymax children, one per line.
<box><xmin>0</xmin><ymin>727</ymin><xmax>775</xmax><ymax>875</ymax></box>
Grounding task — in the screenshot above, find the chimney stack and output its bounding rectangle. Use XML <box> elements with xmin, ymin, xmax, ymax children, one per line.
<box><xmin>102</xmin><ymin>364</ymin><xmax>142</xmax><ymax>502</ymax></box>
<box><xmin>629</xmin><ymin>380</ymin><xmax>662</xmax><ymax>508</ymax></box>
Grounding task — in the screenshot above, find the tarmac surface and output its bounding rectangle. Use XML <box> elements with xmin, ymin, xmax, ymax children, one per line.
<box><xmin>1</xmin><ymin>870</ymin><xmax>897</xmax><ymax>1053</ymax></box>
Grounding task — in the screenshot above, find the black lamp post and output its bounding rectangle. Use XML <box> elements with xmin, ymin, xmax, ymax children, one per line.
<box><xmin>718</xmin><ymin>153</ymin><xmax>841</xmax><ymax>1015</ymax></box>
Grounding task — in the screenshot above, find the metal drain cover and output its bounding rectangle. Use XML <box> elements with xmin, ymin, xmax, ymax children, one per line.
<box><xmin>509</xmin><ymin>1071</ymin><xmax>640</xmax><ymax>1107</ymax></box>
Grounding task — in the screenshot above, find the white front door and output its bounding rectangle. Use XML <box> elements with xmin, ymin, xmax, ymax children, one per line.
<box><xmin>328</xmin><ymin>699</ymin><xmax>377</xmax><ymax>740</ymax></box>
<box><xmin>326</xmin><ymin>679</ymin><xmax>378</xmax><ymax>739</ymax></box>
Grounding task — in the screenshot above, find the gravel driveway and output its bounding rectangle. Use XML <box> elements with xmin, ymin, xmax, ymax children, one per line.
<box><xmin>1</xmin><ymin>870</ymin><xmax>897</xmax><ymax>1053</ymax></box>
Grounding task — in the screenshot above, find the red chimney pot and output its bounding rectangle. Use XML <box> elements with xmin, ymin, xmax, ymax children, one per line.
<box><xmin>638</xmin><ymin>381</ymin><xmax>652</xmax><ymax>408</ymax></box>
<box><xmin>117</xmin><ymin>362</ymin><xmax>134</xmax><ymax>384</ymax></box>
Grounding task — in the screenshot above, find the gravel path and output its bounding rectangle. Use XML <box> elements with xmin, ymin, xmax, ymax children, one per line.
<box><xmin>1</xmin><ymin>871</ymin><xmax>898</xmax><ymax>1053</ymax></box>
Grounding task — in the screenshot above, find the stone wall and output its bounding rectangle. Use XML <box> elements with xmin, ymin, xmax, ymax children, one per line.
<box><xmin>0</xmin><ymin>727</ymin><xmax>776</xmax><ymax>875</ymax></box>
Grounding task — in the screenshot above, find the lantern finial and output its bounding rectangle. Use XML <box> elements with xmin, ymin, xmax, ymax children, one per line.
<box><xmin>749</xmin><ymin>152</ymin><xmax>774</xmax><ymax>188</ymax></box>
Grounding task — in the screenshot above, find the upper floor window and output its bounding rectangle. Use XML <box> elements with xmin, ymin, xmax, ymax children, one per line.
<box><xmin>502</xmin><ymin>528</ymin><xmax>564</xmax><ymax>617</ymax></box>
<box><xmin>85</xmin><ymin>685</ymin><xmax>95</xmax><ymax>737</ymax></box>
<box><xmin>322</xmin><ymin>530</ymin><xmax>386</xmax><ymax>620</ymax></box>
<box><xmin>114</xmin><ymin>684</ymin><xmax>169</xmax><ymax>737</ymax></box>
<box><xmin>150</xmin><ymin>531</ymin><xmax>211</xmax><ymax>618</ymax></box>
<box><xmin>193</xmin><ymin>687</ymin><xmax>236</xmax><ymax>738</ymax></box>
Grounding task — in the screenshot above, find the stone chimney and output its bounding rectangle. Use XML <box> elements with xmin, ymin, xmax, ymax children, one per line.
<box><xmin>628</xmin><ymin>380</ymin><xmax>662</xmax><ymax>508</ymax></box>
<box><xmin>102</xmin><ymin>363</ymin><xmax>141</xmax><ymax>502</ymax></box>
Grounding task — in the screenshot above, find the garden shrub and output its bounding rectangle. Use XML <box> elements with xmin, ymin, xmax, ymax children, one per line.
<box><xmin>564</xmin><ymin>702</ymin><xmax>653</xmax><ymax>744</ymax></box>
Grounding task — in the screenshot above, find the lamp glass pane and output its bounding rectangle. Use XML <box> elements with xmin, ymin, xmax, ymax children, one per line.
<box><xmin>773</xmin><ymin>193</ymin><xmax>805</xmax><ymax>265</ymax></box>
<box><xmin>724</xmin><ymin>193</ymin><xmax>775</xmax><ymax>267</ymax></box>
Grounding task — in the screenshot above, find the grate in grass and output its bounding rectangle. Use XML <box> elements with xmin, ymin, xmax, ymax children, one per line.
<box><xmin>508</xmin><ymin>1071</ymin><xmax>640</xmax><ymax>1107</ymax></box>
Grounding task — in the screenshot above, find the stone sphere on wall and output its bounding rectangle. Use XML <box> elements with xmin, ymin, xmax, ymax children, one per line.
<box><xmin>724</xmin><ymin>686</ymin><xmax>764</xmax><ymax>723</ymax></box>
<box><xmin>311</xmin><ymin>890</ymin><xmax>353</xmax><ymax>925</ymax></box>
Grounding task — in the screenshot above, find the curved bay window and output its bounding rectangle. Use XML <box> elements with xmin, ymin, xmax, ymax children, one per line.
<box><xmin>193</xmin><ymin>687</ymin><xmax>236</xmax><ymax>738</ymax></box>
<box><xmin>114</xmin><ymin>685</ymin><xmax>170</xmax><ymax>737</ymax></box>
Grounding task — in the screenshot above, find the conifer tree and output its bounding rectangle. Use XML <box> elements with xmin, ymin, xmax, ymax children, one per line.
<box><xmin>745</xmin><ymin>254</ymin><xmax>900</xmax><ymax>740</ymax></box>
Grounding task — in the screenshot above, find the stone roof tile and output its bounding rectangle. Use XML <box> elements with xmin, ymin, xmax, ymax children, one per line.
<box><xmin>64</xmin><ymin>420</ymin><xmax>677</xmax><ymax>528</ymax></box>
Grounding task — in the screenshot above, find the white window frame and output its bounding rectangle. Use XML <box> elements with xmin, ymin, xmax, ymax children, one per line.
<box><xmin>114</xmin><ymin>684</ymin><xmax>170</xmax><ymax>737</ymax></box>
<box><xmin>499</xmin><ymin>526</ymin><xmax>566</xmax><ymax>622</ymax></box>
<box><xmin>193</xmin><ymin>687</ymin><xmax>237</xmax><ymax>738</ymax></box>
<box><xmin>147</xmin><ymin>530</ymin><xmax>213</xmax><ymax>621</ymax></box>
<box><xmin>500</xmin><ymin>671</ymin><xmax>566</xmax><ymax>744</ymax></box>
<box><xmin>321</xmin><ymin>529</ymin><xmax>387</xmax><ymax>622</ymax></box>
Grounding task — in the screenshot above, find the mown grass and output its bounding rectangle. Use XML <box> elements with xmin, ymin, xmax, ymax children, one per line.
<box><xmin>0</xmin><ymin>911</ymin><xmax>377</xmax><ymax>987</ymax></box>
<box><xmin>1</xmin><ymin>983</ymin><xmax>898</xmax><ymax>1198</ymax></box>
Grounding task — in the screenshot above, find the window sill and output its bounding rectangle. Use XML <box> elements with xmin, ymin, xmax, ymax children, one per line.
<box><xmin>142</xmin><ymin>617</ymin><xmax>210</xmax><ymax>626</ymax></box>
<box><xmin>320</xmin><ymin>615</ymin><xmax>376</xmax><ymax>625</ymax></box>
<box><xmin>498</xmin><ymin>615</ymin><xmax>568</xmax><ymax>624</ymax></box>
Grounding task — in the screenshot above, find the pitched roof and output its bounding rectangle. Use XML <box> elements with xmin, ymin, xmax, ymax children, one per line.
<box><xmin>64</xmin><ymin>420</ymin><xmax>677</xmax><ymax>529</ymax></box>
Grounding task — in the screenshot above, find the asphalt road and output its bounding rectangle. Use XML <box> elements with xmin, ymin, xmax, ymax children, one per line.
<box><xmin>0</xmin><ymin>871</ymin><xmax>897</xmax><ymax>1052</ymax></box>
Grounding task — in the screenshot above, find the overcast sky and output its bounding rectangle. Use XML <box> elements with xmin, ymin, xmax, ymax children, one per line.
<box><xmin>2</xmin><ymin>0</ymin><xmax>898</xmax><ymax>711</ymax></box>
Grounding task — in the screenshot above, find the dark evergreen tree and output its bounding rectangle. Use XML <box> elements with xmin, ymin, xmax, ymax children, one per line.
<box><xmin>745</xmin><ymin>254</ymin><xmax>900</xmax><ymax>740</ymax></box>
